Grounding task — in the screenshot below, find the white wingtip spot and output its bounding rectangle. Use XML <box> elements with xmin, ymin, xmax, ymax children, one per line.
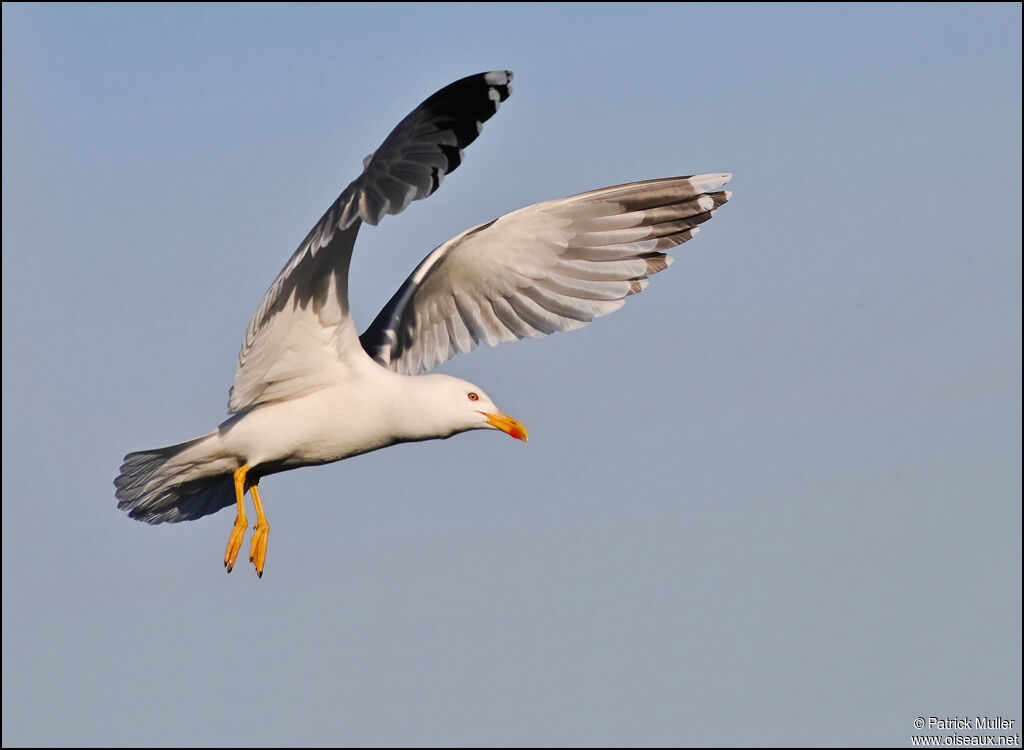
<box><xmin>689</xmin><ymin>173</ymin><xmax>732</xmax><ymax>193</ymax></box>
<box><xmin>697</xmin><ymin>195</ymin><xmax>715</xmax><ymax>211</ymax></box>
<box><xmin>723</xmin><ymin>190</ymin><xmax>733</xmax><ymax>201</ymax></box>
<box><xmin>690</xmin><ymin>227</ymin><xmax>701</xmax><ymax>237</ymax></box>
<box><xmin>484</xmin><ymin>71</ymin><xmax>512</xmax><ymax>85</ymax></box>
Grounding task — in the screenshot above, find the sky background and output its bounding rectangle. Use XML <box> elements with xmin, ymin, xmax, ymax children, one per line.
<box><xmin>2</xmin><ymin>3</ymin><xmax>1021</xmax><ymax>747</ymax></box>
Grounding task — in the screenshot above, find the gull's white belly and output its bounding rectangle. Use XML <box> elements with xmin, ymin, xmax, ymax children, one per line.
<box><xmin>218</xmin><ymin>377</ymin><xmax>404</xmax><ymax>470</ymax></box>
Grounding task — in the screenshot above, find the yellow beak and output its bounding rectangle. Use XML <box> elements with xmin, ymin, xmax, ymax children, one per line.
<box><xmin>481</xmin><ymin>411</ymin><xmax>529</xmax><ymax>442</ymax></box>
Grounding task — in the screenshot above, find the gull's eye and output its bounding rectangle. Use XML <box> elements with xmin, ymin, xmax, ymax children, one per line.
<box><xmin>467</xmin><ymin>392</ymin><xmax>479</xmax><ymax>401</ymax></box>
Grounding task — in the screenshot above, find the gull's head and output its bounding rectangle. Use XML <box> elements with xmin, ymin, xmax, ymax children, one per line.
<box><xmin>414</xmin><ymin>374</ymin><xmax>528</xmax><ymax>442</ymax></box>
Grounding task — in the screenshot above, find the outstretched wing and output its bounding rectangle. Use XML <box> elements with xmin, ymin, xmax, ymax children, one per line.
<box><xmin>359</xmin><ymin>175</ymin><xmax>731</xmax><ymax>376</ymax></box>
<box><xmin>228</xmin><ymin>71</ymin><xmax>514</xmax><ymax>413</ymax></box>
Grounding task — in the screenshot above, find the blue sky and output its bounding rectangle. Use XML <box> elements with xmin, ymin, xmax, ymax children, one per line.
<box><xmin>3</xmin><ymin>3</ymin><xmax>1021</xmax><ymax>746</ymax></box>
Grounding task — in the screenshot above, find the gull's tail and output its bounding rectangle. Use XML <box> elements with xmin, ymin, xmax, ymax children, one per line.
<box><xmin>114</xmin><ymin>434</ymin><xmax>237</xmax><ymax>524</ymax></box>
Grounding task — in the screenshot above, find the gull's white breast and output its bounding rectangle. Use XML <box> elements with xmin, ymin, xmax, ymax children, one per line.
<box><xmin>218</xmin><ymin>358</ymin><xmax>408</xmax><ymax>470</ymax></box>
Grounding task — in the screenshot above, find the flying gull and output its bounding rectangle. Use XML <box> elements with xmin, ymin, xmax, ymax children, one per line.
<box><xmin>114</xmin><ymin>71</ymin><xmax>732</xmax><ymax>577</ymax></box>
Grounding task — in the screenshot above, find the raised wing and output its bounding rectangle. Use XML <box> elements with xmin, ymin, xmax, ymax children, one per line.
<box><xmin>228</xmin><ymin>71</ymin><xmax>513</xmax><ymax>413</ymax></box>
<box><xmin>359</xmin><ymin>175</ymin><xmax>732</xmax><ymax>376</ymax></box>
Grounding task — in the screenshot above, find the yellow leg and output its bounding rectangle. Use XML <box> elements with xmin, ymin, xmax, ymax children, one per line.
<box><xmin>248</xmin><ymin>483</ymin><xmax>270</xmax><ymax>578</ymax></box>
<box><xmin>224</xmin><ymin>464</ymin><xmax>250</xmax><ymax>573</ymax></box>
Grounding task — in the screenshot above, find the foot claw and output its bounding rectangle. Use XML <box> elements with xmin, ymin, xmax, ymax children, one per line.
<box><xmin>249</xmin><ymin>522</ymin><xmax>269</xmax><ymax>579</ymax></box>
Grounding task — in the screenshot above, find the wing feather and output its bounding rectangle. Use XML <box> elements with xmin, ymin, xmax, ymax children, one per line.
<box><xmin>227</xmin><ymin>71</ymin><xmax>513</xmax><ymax>412</ymax></box>
<box><xmin>360</xmin><ymin>174</ymin><xmax>732</xmax><ymax>375</ymax></box>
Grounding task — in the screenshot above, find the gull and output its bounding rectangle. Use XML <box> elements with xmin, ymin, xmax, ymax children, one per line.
<box><xmin>114</xmin><ymin>71</ymin><xmax>732</xmax><ymax>577</ymax></box>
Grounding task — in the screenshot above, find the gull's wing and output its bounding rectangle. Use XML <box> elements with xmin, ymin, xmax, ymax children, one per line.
<box><xmin>359</xmin><ymin>175</ymin><xmax>732</xmax><ymax>376</ymax></box>
<box><xmin>227</xmin><ymin>71</ymin><xmax>513</xmax><ymax>413</ymax></box>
